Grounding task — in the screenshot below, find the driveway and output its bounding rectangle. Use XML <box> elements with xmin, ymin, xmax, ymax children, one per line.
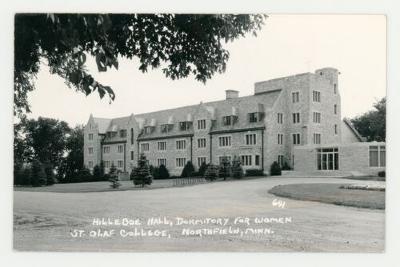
<box><xmin>13</xmin><ymin>177</ymin><xmax>385</xmax><ymax>252</ymax></box>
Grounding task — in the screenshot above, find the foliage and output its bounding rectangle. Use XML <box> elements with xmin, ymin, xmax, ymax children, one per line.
<box><xmin>131</xmin><ymin>154</ymin><xmax>153</xmax><ymax>187</ymax></box>
<box><xmin>30</xmin><ymin>160</ymin><xmax>47</xmax><ymax>187</ymax></box>
<box><xmin>14</xmin><ymin>14</ymin><xmax>267</xmax><ymax>116</ymax></box>
<box><xmin>108</xmin><ymin>163</ymin><xmax>121</xmax><ymax>189</ymax></box>
<box><xmin>378</xmin><ymin>171</ymin><xmax>385</xmax><ymax>178</ymax></box>
<box><xmin>181</xmin><ymin>161</ymin><xmax>195</xmax><ymax>178</ymax></box>
<box><xmin>92</xmin><ymin>164</ymin><xmax>103</xmax><ymax>181</ymax></box>
<box><xmin>204</xmin><ymin>164</ymin><xmax>219</xmax><ymax>181</ymax></box>
<box><xmin>198</xmin><ymin>162</ymin><xmax>208</xmax><ymax>177</ymax></box>
<box><xmin>218</xmin><ymin>157</ymin><xmax>231</xmax><ymax>180</ymax></box>
<box><xmin>76</xmin><ymin>167</ymin><xmax>93</xmax><ymax>183</ymax></box>
<box><xmin>270</xmin><ymin>162</ymin><xmax>282</xmax><ymax>176</ymax></box>
<box><xmin>245</xmin><ymin>169</ymin><xmax>265</xmax><ymax>177</ymax></box>
<box><xmin>63</xmin><ymin>126</ymin><xmax>85</xmax><ymax>181</ymax></box>
<box><xmin>351</xmin><ymin>97</ymin><xmax>386</xmax><ymax>142</ymax></box>
<box><xmin>44</xmin><ymin>164</ymin><xmax>56</xmax><ymax>185</ymax></box>
<box><xmin>281</xmin><ymin>161</ymin><xmax>291</xmax><ymax>171</ymax></box>
<box><xmin>231</xmin><ymin>156</ymin><xmax>244</xmax><ymax>179</ymax></box>
<box><xmin>152</xmin><ymin>164</ymin><xmax>170</xmax><ymax>179</ymax></box>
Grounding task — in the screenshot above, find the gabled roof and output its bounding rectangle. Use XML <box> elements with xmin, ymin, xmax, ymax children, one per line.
<box><xmin>343</xmin><ymin>118</ymin><xmax>366</xmax><ymax>142</ymax></box>
<box><xmin>93</xmin><ymin>117</ymin><xmax>111</xmax><ymax>134</ymax></box>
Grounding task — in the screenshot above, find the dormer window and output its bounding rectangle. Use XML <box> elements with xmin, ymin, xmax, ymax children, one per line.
<box><xmin>144</xmin><ymin>126</ymin><xmax>155</xmax><ymax>134</ymax></box>
<box><xmin>222</xmin><ymin>115</ymin><xmax>238</xmax><ymax>126</ymax></box>
<box><xmin>248</xmin><ymin>112</ymin><xmax>264</xmax><ymax>123</ymax></box>
<box><xmin>120</xmin><ymin>129</ymin><xmax>127</xmax><ymax>138</ymax></box>
<box><xmin>179</xmin><ymin>121</ymin><xmax>192</xmax><ymax>131</ymax></box>
<box><xmin>161</xmin><ymin>124</ymin><xmax>173</xmax><ymax>133</ymax></box>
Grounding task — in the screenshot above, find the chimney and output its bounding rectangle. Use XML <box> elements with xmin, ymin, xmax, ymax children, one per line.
<box><xmin>225</xmin><ymin>90</ymin><xmax>239</xmax><ymax>100</ymax></box>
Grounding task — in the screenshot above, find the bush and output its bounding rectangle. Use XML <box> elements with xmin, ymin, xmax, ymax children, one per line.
<box><xmin>44</xmin><ymin>164</ymin><xmax>56</xmax><ymax>185</ymax></box>
<box><xmin>219</xmin><ymin>157</ymin><xmax>231</xmax><ymax>180</ymax></box>
<box><xmin>378</xmin><ymin>171</ymin><xmax>385</xmax><ymax>177</ymax></box>
<box><xmin>204</xmin><ymin>164</ymin><xmax>219</xmax><ymax>181</ymax></box>
<box><xmin>281</xmin><ymin>161</ymin><xmax>291</xmax><ymax>171</ymax></box>
<box><xmin>270</xmin><ymin>161</ymin><xmax>282</xmax><ymax>176</ymax></box>
<box><xmin>245</xmin><ymin>169</ymin><xmax>265</xmax><ymax>177</ymax></box>
<box><xmin>108</xmin><ymin>163</ymin><xmax>121</xmax><ymax>189</ymax></box>
<box><xmin>157</xmin><ymin>164</ymin><xmax>170</xmax><ymax>179</ymax></box>
<box><xmin>198</xmin><ymin>162</ymin><xmax>208</xmax><ymax>177</ymax></box>
<box><xmin>131</xmin><ymin>153</ymin><xmax>153</xmax><ymax>187</ymax></box>
<box><xmin>76</xmin><ymin>167</ymin><xmax>93</xmax><ymax>182</ymax></box>
<box><xmin>92</xmin><ymin>164</ymin><xmax>103</xmax><ymax>181</ymax></box>
<box><xmin>181</xmin><ymin>161</ymin><xmax>195</xmax><ymax>178</ymax></box>
<box><xmin>30</xmin><ymin>160</ymin><xmax>47</xmax><ymax>187</ymax></box>
<box><xmin>231</xmin><ymin>156</ymin><xmax>244</xmax><ymax>179</ymax></box>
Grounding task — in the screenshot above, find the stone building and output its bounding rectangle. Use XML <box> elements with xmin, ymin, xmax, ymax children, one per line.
<box><xmin>84</xmin><ymin>67</ymin><xmax>383</xmax><ymax>178</ymax></box>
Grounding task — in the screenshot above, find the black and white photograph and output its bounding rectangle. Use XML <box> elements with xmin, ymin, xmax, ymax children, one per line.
<box><xmin>2</xmin><ymin>0</ymin><xmax>400</xmax><ymax>265</ymax></box>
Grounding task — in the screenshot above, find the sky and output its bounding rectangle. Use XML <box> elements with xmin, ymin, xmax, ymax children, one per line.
<box><xmin>27</xmin><ymin>14</ymin><xmax>386</xmax><ymax>127</ymax></box>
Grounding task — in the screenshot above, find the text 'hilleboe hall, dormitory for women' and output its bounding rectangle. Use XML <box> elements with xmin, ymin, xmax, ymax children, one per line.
<box><xmin>84</xmin><ymin>67</ymin><xmax>386</xmax><ymax>178</ymax></box>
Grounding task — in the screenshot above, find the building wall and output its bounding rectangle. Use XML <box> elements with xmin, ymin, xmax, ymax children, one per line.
<box><xmin>83</xmin><ymin>117</ymin><xmax>102</xmax><ymax>171</ymax></box>
<box><xmin>341</xmin><ymin>120</ymin><xmax>362</xmax><ymax>143</ymax></box>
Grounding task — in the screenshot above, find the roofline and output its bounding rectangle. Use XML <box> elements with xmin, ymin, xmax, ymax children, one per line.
<box><xmin>343</xmin><ymin>118</ymin><xmax>366</xmax><ymax>142</ymax></box>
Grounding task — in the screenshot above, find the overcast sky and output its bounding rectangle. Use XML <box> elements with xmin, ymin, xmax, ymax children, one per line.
<box><xmin>27</xmin><ymin>14</ymin><xmax>386</xmax><ymax>127</ymax></box>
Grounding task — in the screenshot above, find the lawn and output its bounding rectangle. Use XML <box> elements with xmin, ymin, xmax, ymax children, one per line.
<box><xmin>269</xmin><ymin>183</ymin><xmax>385</xmax><ymax>210</ymax></box>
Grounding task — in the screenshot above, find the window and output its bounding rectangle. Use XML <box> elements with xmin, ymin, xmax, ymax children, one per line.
<box><xmin>104</xmin><ymin>161</ymin><xmax>110</xmax><ymax>168</ymax></box>
<box><xmin>292</xmin><ymin>113</ymin><xmax>300</xmax><ymax>124</ymax></box>
<box><xmin>88</xmin><ymin>147</ymin><xmax>94</xmax><ymax>154</ymax></box>
<box><xmin>240</xmin><ymin>155</ymin><xmax>252</xmax><ymax>166</ymax></box>
<box><xmin>278</xmin><ymin>134</ymin><xmax>284</xmax><ymax>145</ymax></box>
<box><xmin>277</xmin><ymin>113</ymin><xmax>284</xmax><ymax>124</ymax></box>
<box><xmin>158</xmin><ymin>141</ymin><xmax>167</xmax><ymax>151</ymax></box>
<box><xmin>222</xmin><ymin>116</ymin><xmax>232</xmax><ymax>126</ymax></box>
<box><xmin>317</xmin><ymin>148</ymin><xmax>339</xmax><ymax>170</ymax></box>
<box><xmin>179</xmin><ymin>121</ymin><xmax>192</xmax><ymax>131</ymax></box>
<box><xmin>313</xmin><ymin>112</ymin><xmax>321</xmax><ymax>123</ymax></box>
<box><xmin>120</xmin><ymin>129</ymin><xmax>127</xmax><ymax>138</ymax></box>
<box><xmin>118</xmin><ymin>145</ymin><xmax>124</xmax><ymax>153</ymax></box>
<box><xmin>141</xmin><ymin>143</ymin><xmax>149</xmax><ymax>152</ymax></box>
<box><xmin>197</xmin><ymin>157</ymin><xmax>206</xmax><ymax>167</ymax></box>
<box><xmin>103</xmin><ymin>146</ymin><xmax>110</xmax><ymax>154</ymax></box>
<box><xmin>118</xmin><ymin>160</ymin><xmax>123</xmax><ymax>168</ymax></box>
<box><xmin>176</xmin><ymin>158</ymin><xmax>186</xmax><ymax>167</ymax></box>
<box><xmin>334</xmin><ymin>124</ymin><xmax>338</xmax><ymax>135</ymax></box>
<box><xmin>160</xmin><ymin>124</ymin><xmax>172</xmax><ymax>133</ymax></box>
<box><xmin>278</xmin><ymin>155</ymin><xmax>284</xmax><ymax>167</ymax></box>
<box><xmin>313</xmin><ymin>133</ymin><xmax>321</xmax><ymax>144</ymax></box>
<box><xmin>157</xmin><ymin>158</ymin><xmax>167</xmax><ymax>166</ymax></box>
<box><xmin>131</xmin><ymin>151</ymin><xmax>134</xmax><ymax>161</ymax></box>
<box><xmin>313</xmin><ymin>91</ymin><xmax>321</xmax><ymax>102</ymax></box>
<box><xmin>88</xmin><ymin>161</ymin><xmax>93</xmax><ymax>168</ymax></box>
<box><xmin>334</xmin><ymin>84</ymin><xmax>337</xmax><ymax>94</ymax></box>
<box><xmin>369</xmin><ymin>146</ymin><xmax>385</xmax><ymax>167</ymax></box>
<box><xmin>292</xmin><ymin>134</ymin><xmax>301</xmax><ymax>145</ymax></box>
<box><xmin>292</xmin><ymin>92</ymin><xmax>300</xmax><ymax>103</ymax></box>
<box><xmin>219</xmin><ymin>156</ymin><xmax>232</xmax><ymax>165</ymax></box>
<box><xmin>176</xmin><ymin>140</ymin><xmax>186</xmax><ymax>150</ymax></box>
<box><xmin>144</xmin><ymin>126</ymin><xmax>153</xmax><ymax>134</ymax></box>
<box><xmin>197</xmin><ymin>138</ymin><xmax>206</xmax><ymax>148</ymax></box>
<box><xmin>219</xmin><ymin>136</ymin><xmax>231</xmax><ymax>147</ymax></box>
<box><xmin>197</xmin><ymin>119</ymin><xmax>206</xmax><ymax>130</ymax></box>
<box><xmin>245</xmin><ymin>134</ymin><xmax>257</xmax><ymax>145</ymax></box>
<box><xmin>255</xmin><ymin>155</ymin><xmax>260</xmax><ymax>166</ymax></box>
<box><xmin>248</xmin><ymin>112</ymin><xmax>259</xmax><ymax>123</ymax></box>
<box><xmin>88</xmin><ymin>133</ymin><xmax>93</xmax><ymax>140</ymax></box>
<box><xmin>130</xmin><ymin>128</ymin><xmax>134</xmax><ymax>145</ymax></box>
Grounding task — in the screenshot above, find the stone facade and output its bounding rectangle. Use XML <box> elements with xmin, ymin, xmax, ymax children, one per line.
<box><xmin>84</xmin><ymin>67</ymin><xmax>362</xmax><ymax>178</ymax></box>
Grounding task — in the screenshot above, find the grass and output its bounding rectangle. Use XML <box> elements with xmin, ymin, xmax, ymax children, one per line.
<box><xmin>344</xmin><ymin>176</ymin><xmax>385</xmax><ymax>181</ymax></box>
<box><xmin>269</xmin><ymin>183</ymin><xmax>385</xmax><ymax>210</ymax></box>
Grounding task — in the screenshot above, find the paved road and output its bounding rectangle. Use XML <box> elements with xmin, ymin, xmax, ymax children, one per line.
<box><xmin>13</xmin><ymin>177</ymin><xmax>385</xmax><ymax>252</ymax></box>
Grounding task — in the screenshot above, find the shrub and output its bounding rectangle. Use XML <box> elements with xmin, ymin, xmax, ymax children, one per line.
<box><xmin>92</xmin><ymin>164</ymin><xmax>103</xmax><ymax>181</ymax></box>
<box><xmin>181</xmin><ymin>161</ymin><xmax>195</xmax><ymax>178</ymax></box>
<box><xmin>219</xmin><ymin>157</ymin><xmax>231</xmax><ymax>180</ymax></box>
<box><xmin>245</xmin><ymin>169</ymin><xmax>265</xmax><ymax>177</ymax></box>
<box><xmin>108</xmin><ymin>163</ymin><xmax>121</xmax><ymax>189</ymax></box>
<box><xmin>231</xmin><ymin>156</ymin><xmax>244</xmax><ymax>179</ymax></box>
<box><xmin>204</xmin><ymin>164</ymin><xmax>219</xmax><ymax>181</ymax></box>
<box><xmin>157</xmin><ymin>164</ymin><xmax>170</xmax><ymax>179</ymax></box>
<box><xmin>131</xmin><ymin>153</ymin><xmax>153</xmax><ymax>187</ymax></box>
<box><xmin>198</xmin><ymin>162</ymin><xmax>208</xmax><ymax>177</ymax></box>
<box><xmin>281</xmin><ymin>161</ymin><xmax>291</xmax><ymax>171</ymax></box>
<box><xmin>77</xmin><ymin>167</ymin><xmax>93</xmax><ymax>182</ymax></box>
<box><xmin>378</xmin><ymin>171</ymin><xmax>385</xmax><ymax>177</ymax></box>
<box><xmin>30</xmin><ymin>160</ymin><xmax>47</xmax><ymax>187</ymax></box>
<box><xmin>270</xmin><ymin>161</ymin><xmax>282</xmax><ymax>176</ymax></box>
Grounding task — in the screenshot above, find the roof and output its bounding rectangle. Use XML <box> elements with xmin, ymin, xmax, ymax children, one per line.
<box><xmin>92</xmin><ymin>117</ymin><xmax>111</xmax><ymax>134</ymax></box>
<box><xmin>343</xmin><ymin>118</ymin><xmax>366</xmax><ymax>142</ymax></box>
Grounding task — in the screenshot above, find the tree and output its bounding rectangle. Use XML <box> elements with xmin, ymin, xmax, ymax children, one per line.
<box><xmin>231</xmin><ymin>156</ymin><xmax>244</xmax><ymax>179</ymax></box>
<box><xmin>131</xmin><ymin>154</ymin><xmax>153</xmax><ymax>187</ymax></box>
<box><xmin>181</xmin><ymin>161</ymin><xmax>195</xmax><ymax>178</ymax></box>
<box><xmin>108</xmin><ymin>163</ymin><xmax>121</xmax><ymax>189</ymax></box>
<box><xmin>198</xmin><ymin>162</ymin><xmax>208</xmax><ymax>177</ymax></box>
<box><xmin>14</xmin><ymin>14</ymin><xmax>267</xmax><ymax>117</ymax></box>
<box><xmin>23</xmin><ymin>117</ymin><xmax>70</xmax><ymax>169</ymax></box>
<box><xmin>44</xmin><ymin>163</ymin><xmax>56</xmax><ymax>185</ymax></box>
<box><xmin>92</xmin><ymin>164</ymin><xmax>102</xmax><ymax>181</ymax></box>
<box><xmin>351</xmin><ymin>97</ymin><xmax>386</xmax><ymax>142</ymax></box>
<box><xmin>30</xmin><ymin>160</ymin><xmax>47</xmax><ymax>187</ymax></box>
<box><xmin>158</xmin><ymin>164</ymin><xmax>170</xmax><ymax>179</ymax></box>
<box><xmin>270</xmin><ymin>161</ymin><xmax>282</xmax><ymax>176</ymax></box>
<box><xmin>64</xmin><ymin>126</ymin><xmax>84</xmax><ymax>180</ymax></box>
